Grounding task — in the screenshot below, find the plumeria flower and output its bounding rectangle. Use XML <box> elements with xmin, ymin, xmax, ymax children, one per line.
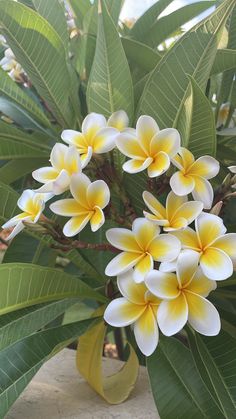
<box><xmin>216</xmin><ymin>102</ymin><xmax>230</xmax><ymax>128</ymax></box>
<box><xmin>50</xmin><ymin>173</ymin><xmax>110</xmax><ymax>236</ymax></box>
<box><xmin>104</xmin><ymin>271</ymin><xmax>161</xmax><ymax>356</ymax></box>
<box><xmin>172</xmin><ymin>212</ymin><xmax>236</xmax><ymax>280</ymax></box>
<box><xmin>170</xmin><ymin>147</ymin><xmax>219</xmax><ymax>209</ymax></box>
<box><xmin>107</xmin><ymin>110</ymin><xmax>129</xmax><ymax>131</ymax></box>
<box><xmin>146</xmin><ymin>250</ymin><xmax>220</xmax><ymax>337</ymax></box>
<box><xmin>228</xmin><ymin>166</ymin><xmax>236</xmax><ymax>174</ymax></box>
<box><xmin>0</xmin><ymin>48</ymin><xmax>24</xmax><ymax>82</ymax></box>
<box><xmin>61</xmin><ymin>113</ymin><xmax>118</xmax><ymax>167</ymax></box>
<box><xmin>116</xmin><ymin>115</ymin><xmax>181</xmax><ymax>177</ymax></box>
<box><xmin>105</xmin><ymin>218</ymin><xmax>181</xmax><ymax>283</ymax></box>
<box><xmin>143</xmin><ymin>190</ymin><xmax>203</xmax><ymax>231</ymax></box>
<box><xmin>2</xmin><ymin>190</ymin><xmax>52</xmax><ymax>240</ymax></box>
<box><xmin>32</xmin><ymin>143</ymin><xmax>82</xmax><ymax>195</ymax></box>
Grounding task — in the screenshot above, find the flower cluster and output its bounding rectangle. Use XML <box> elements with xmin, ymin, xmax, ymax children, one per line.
<box><xmin>2</xmin><ymin>111</ymin><xmax>236</xmax><ymax>356</ymax></box>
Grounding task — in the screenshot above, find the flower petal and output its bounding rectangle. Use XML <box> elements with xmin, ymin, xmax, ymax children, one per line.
<box><xmin>4</xmin><ymin>221</ymin><xmax>25</xmax><ymax>241</ymax></box>
<box><xmin>145</xmin><ymin>270</ymin><xmax>179</xmax><ymax>299</ymax></box>
<box><xmin>117</xmin><ymin>271</ymin><xmax>146</xmax><ymax>304</ymax></box>
<box><xmin>90</xmin><ymin>206</ymin><xmax>105</xmax><ymax>232</ymax></box>
<box><xmin>116</xmin><ymin>132</ymin><xmax>147</xmax><ymax>159</ymax></box>
<box><xmin>2</xmin><ymin>213</ymin><xmax>30</xmax><ymax>229</ymax></box>
<box><xmin>105</xmin><ymin>252</ymin><xmax>144</xmax><ymax>277</ymax></box>
<box><xmin>176</xmin><ymin>249</ymin><xmax>200</xmax><ymax>287</ymax></box>
<box><xmin>50</xmin><ymin>199</ymin><xmax>87</xmax><ymax>216</ymax></box>
<box><xmin>170</xmin><ymin>171</ymin><xmax>195</xmax><ymax>196</ymax></box>
<box><xmin>171</xmin><ymin>227</ymin><xmax>199</xmax><ymax>250</ymax></box>
<box><xmin>157</xmin><ymin>294</ymin><xmax>188</xmax><ymax>336</ymax></box>
<box><xmin>159</xmin><ymin>259</ymin><xmax>177</xmax><ymax>272</ymax></box>
<box><xmin>70</xmin><ymin>173</ymin><xmax>90</xmax><ymax>207</ymax></box>
<box><xmin>212</xmin><ymin>233</ymin><xmax>236</xmax><ymax>261</ymax></box>
<box><xmin>189</xmin><ymin>156</ymin><xmax>219</xmax><ymax>179</ymax></box>
<box><xmin>185</xmin><ymin>292</ymin><xmax>220</xmax><ymax>336</ymax></box>
<box><xmin>63</xmin><ymin>213</ymin><xmax>92</xmax><ymax>237</ymax></box>
<box><xmin>200</xmin><ymin>247</ymin><xmax>233</xmax><ymax>280</ymax></box>
<box><xmin>87</xmin><ymin>180</ymin><xmax>110</xmax><ymax>209</ymax></box>
<box><xmin>32</xmin><ymin>167</ymin><xmax>59</xmax><ymax>184</ymax></box>
<box><xmin>143</xmin><ymin>191</ymin><xmax>166</xmax><ymax>218</ymax></box>
<box><xmin>195</xmin><ymin>212</ymin><xmax>226</xmax><ymax>249</ymax></box>
<box><xmin>179</xmin><ymin>147</ymin><xmax>195</xmax><ymax>170</ymax></box>
<box><xmin>148</xmin><ymin>234</ymin><xmax>181</xmax><ymax>262</ymax></box>
<box><xmin>150</xmin><ymin>128</ymin><xmax>181</xmax><ymax>158</ymax></box>
<box><xmin>52</xmin><ymin>169</ymin><xmax>71</xmax><ymax>195</ymax></box>
<box><xmin>186</xmin><ymin>267</ymin><xmax>216</xmax><ymax>297</ymax></box>
<box><xmin>104</xmin><ymin>298</ymin><xmax>144</xmax><ymax>327</ymax></box>
<box><xmin>136</xmin><ymin>115</ymin><xmax>159</xmax><ymax>152</ymax></box>
<box><xmin>61</xmin><ymin>129</ymin><xmax>85</xmax><ymax>148</ymax></box>
<box><xmin>192</xmin><ymin>177</ymin><xmax>214</xmax><ymax>210</ymax></box>
<box><xmin>93</xmin><ymin>127</ymin><xmax>118</xmax><ymax>153</ymax></box>
<box><xmin>133</xmin><ymin>218</ymin><xmax>160</xmax><ymax>250</ymax></box>
<box><xmin>144</xmin><ymin>212</ymin><xmax>169</xmax><ymax>226</ymax></box>
<box><xmin>166</xmin><ymin>191</ymin><xmax>187</xmax><ymax>221</ymax></box>
<box><xmin>134</xmin><ymin>306</ymin><xmax>159</xmax><ymax>356</ymax></box>
<box><xmin>65</xmin><ymin>146</ymin><xmax>82</xmax><ymax>174</ymax></box>
<box><xmin>17</xmin><ymin>189</ymin><xmax>35</xmax><ymax>212</ymax></box>
<box><xmin>123</xmin><ymin>157</ymin><xmax>153</xmax><ymax>174</ymax></box>
<box><xmin>82</xmin><ymin>112</ymin><xmax>106</xmax><ymax>136</ymax></box>
<box><xmin>106</xmin><ymin>228</ymin><xmax>141</xmax><ymax>252</ymax></box>
<box><xmin>133</xmin><ymin>253</ymin><xmax>153</xmax><ymax>283</ymax></box>
<box><xmin>147</xmin><ymin>151</ymin><xmax>170</xmax><ymax>178</ymax></box>
<box><xmin>80</xmin><ymin>146</ymin><xmax>93</xmax><ymax>168</ymax></box>
<box><xmin>107</xmin><ymin>110</ymin><xmax>129</xmax><ymax>131</ymax></box>
<box><xmin>50</xmin><ymin>143</ymin><xmax>67</xmax><ymax>171</ymax></box>
<box><xmin>172</xmin><ymin>201</ymin><xmax>203</xmax><ymax>227</ymax></box>
<box><xmin>164</xmin><ymin>217</ymin><xmax>187</xmax><ymax>231</ymax></box>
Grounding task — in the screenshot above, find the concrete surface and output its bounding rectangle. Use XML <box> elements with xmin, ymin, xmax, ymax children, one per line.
<box><xmin>6</xmin><ymin>349</ymin><xmax>159</xmax><ymax>419</ymax></box>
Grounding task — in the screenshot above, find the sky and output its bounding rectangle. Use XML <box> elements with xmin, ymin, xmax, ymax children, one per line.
<box><xmin>120</xmin><ymin>0</ymin><xmax>215</xmax><ymax>30</ymax></box>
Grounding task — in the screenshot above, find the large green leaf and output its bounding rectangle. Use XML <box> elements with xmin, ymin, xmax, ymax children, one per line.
<box><xmin>0</xmin><ymin>158</ymin><xmax>48</xmax><ymax>184</ymax></box>
<box><xmin>121</xmin><ymin>37</ymin><xmax>161</xmax><ymax>74</ymax></box>
<box><xmin>87</xmin><ymin>0</ymin><xmax>134</xmax><ymax>120</ymax></box>
<box><xmin>147</xmin><ymin>336</ymin><xmax>224</xmax><ymax>419</ymax></box>
<box><xmin>187</xmin><ymin>328</ymin><xmax>236</xmax><ymax>418</ymax></box>
<box><xmin>0</xmin><ymin>181</ymin><xmax>19</xmax><ymax>224</ymax></box>
<box><xmin>182</xmin><ymin>76</ymin><xmax>216</xmax><ymax>156</ymax></box>
<box><xmin>0</xmin><ymin>121</ymin><xmax>50</xmax><ymax>159</ymax></box>
<box><xmin>211</xmin><ymin>48</ymin><xmax>236</xmax><ymax>74</ymax></box>
<box><xmin>0</xmin><ymin>0</ymin><xmax>73</xmax><ymax>126</ymax></box>
<box><xmin>0</xmin><ymin>263</ymin><xmax>107</xmax><ymax>315</ymax></box>
<box><xmin>30</xmin><ymin>0</ymin><xmax>69</xmax><ymax>51</ymax></box>
<box><xmin>138</xmin><ymin>0</ymin><xmax>235</xmax><ymax>130</ymax></box>
<box><xmin>67</xmin><ymin>0</ymin><xmax>91</xmax><ymax>28</ymax></box>
<box><xmin>104</xmin><ymin>0</ymin><xmax>124</xmax><ymax>25</ymax></box>
<box><xmin>130</xmin><ymin>0</ymin><xmax>174</xmax><ymax>41</ymax></box>
<box><xmin>123</xmin><ymin>171</ymin><xmax>148</xmax><ymax>217</ymax></box>
<box><xmin>0</xmin><ymin>299</ymin><xmax>79</xmax><ymax>350</ymax></box>
<box><xmin>143</xmin><ymin>1</ymin><xmax>215</xmax><ymax>48</ymax></box>
<box><xmin>0</xmin><ymin>317</ymin><xmax>96</xmax><ymax>417</ymax></box>
<box><xmin>0</xmin><ymin>67</ymin><xmax>51</xmax><ymax>127</ymax></box>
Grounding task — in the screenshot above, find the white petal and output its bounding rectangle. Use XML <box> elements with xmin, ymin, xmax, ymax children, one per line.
<box><xmin>70</xmin><ymin>173</ymin><xmax>91</xmax><ymax>206</ymax></box>
<box><xmin>117</xmin><ymin>271</ymin><xmax>146</xmax><ymax>304</ymax></box>
<box><xmin>61</xmin><ymin>129</ymin><xmax>82</xmax><ymax>146</ymax></box>
<box><xmin>63</xmin><ymin>213</ymin><xmax>91</xmax><ymax>237</ymax></box>
<box><xmin>90</xmin><ymin>207</ymin><xmax>105</xmax><ymax>232</ymax></box>
<box><xmin>133</xmin><ymin>253</ymin><xmax>153</xmax><ymax>283</ymax></box>
<box><xmin>123</xmin><ymin>157</ymin><xmax>153</xmax><ymax>174</ymax></box>
<box><xmin>4</xmin><ymin>221</ymin><xmax>25</xmax><ymax>241</ymax></box>
<box><xmin>87</xmin><ymin>179</ymin><xmax>110</xmax><ymax>209</ymax></box>
<box><xmin>170</xmin><ymin>171</ymin><xmax>195</xmax><ymax>196</ymax></box>
<box><xmin>190</xmin><ymin>156</ymin><xmax>220</xmax><ymax>179</ymax></box>
<box><xmin>82</xmin><ymin>112</ymin><xmax>106</xmax><ymax>134</ymax></box>
<box><xmin>81</xmin><ymin>146</ymin><xmax>93</xmax><ymax>169</ymax></box>
<box><xmin>65</xmin><ymin>145</ymin><xmax>82</xmax><ymax>174</ymax></box>
<box><xmin>52</xmin><ymin>170</ymin><xmax>71</xmax><ymax>195</ymax></box>
<box><xmin>145</xmin><ymin>270</ymin><xmax>180</xmax><ymax>299</ymax></box>
<box><xmin>185</xmin><ymin>292</ymin><xmax>221</xmax><ymax>336</ymax></box>
<box><xmin>157</xmin><ymin>294</ymin><xmax>188</xmax><ymax>336</ymax></box>
<box><xmin>50</xmin><ymin>143</ymin><xmax>67</xmax><ymax>171</ymax></box>
<box><xmin>134</xmin><ymin>306</ymin><xmax>159</xmax><ymax>356</ymax></box>
<box><xmin>107</xmin><ymin>110</ymin><xmax>129</xmax><ymax>131</ymax></box>
<box><xmin>32</xmin><ymin>167</ymin><xmax>59</xmax><ymax>184</ymax></box>
<box><xmin>176</xmin><ymin>249</ymin><xmax>200</xmax><ymax>287</ymax></box>
<box><xmin>136</xmin><ymin>115</ymin><xmax>159</xmax><ymax>152</ymax></box>
<box><xmin>132</xmin><ymin>217</ymin><xmax>160</xmax><ymax>249</ymax></box>
<box><xmin>104</xmin><ymin>298</ymin><xmax>144</xmax><ymax>327</ymax></box>
<box><xmin>93</xmin><ymin>127</ymin><xmax>118</xmax><ymax>153</ymax></box>
<box><xmin>150</xmin><ymin>128</ymin><xmax>181</xmax><ymax>158</ymax></box>
<box><xmin>148</xmin><ymin>234</ymin><xmax>181</xmax><ymax>262</ymax></box>
<box><xmin>106</xmin><ymin>228</ymin><xmax>140</xmax><ymax>252</ymax></box>
<box><xmin>200</xmin><ymin>247</ymin><xmax>233</xmax><ymax>281</ymax></box>
<box><xmin>195</xmin><ymin>212</ymin><xmax>226</xmax><ymax>248</ymax></box>
<box><xmin>192</xmin><ymin>177</ymin><xmax>213</xmax><ymax>210</ymax></box>
<box><xmin>105</xmin><ymin>252</ymin><xmax>143</xmax><ymax>277</ymax></box>
<box><xmin>17</xmin><ymin>189</ymin><xmax>35</xmax><ymax>212</ymax></box>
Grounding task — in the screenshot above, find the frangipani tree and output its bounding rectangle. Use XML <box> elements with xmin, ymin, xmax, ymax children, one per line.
<box><xmin>0</xmin><ymin>0</ymin><xmax>236</xmax><ymax>417</ymax></box>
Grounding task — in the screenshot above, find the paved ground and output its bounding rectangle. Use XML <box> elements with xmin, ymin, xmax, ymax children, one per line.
<box><xmin>6</xmin><ymin>349</ymin><xmax>159</xmax><ymax>419</ymax></box>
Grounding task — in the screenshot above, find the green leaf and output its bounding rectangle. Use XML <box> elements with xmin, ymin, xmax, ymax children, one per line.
<box><xmin>0</xmin><ymin>181</ymin><xmax>19</xmax><ymax>224</ymax></box>
<box><xmin>211</xmin><ymin>48</ymin><xmax>236</xmax><ymax>74</ymax></box>
<box><xmin>138</xmin><ymin>0</ymin><xmax>235</xmax><ymax>129</ymax></box>
<box><xmin>0</xmin><ymin>263</ymin><xmax>107</xmax><ymax>316</ymax></box>
<box><xmin>87</xmin><ymin>0</ymin><xmax>134</xmax><ymax>120</ymax></box>
<box><xmin>104</xmin><ymin>0</ymin><xmax>124</xmax><ymax>25</ymax></box>
<box><xmin>0</xmin><ymin>67</ymin><xmax>51</xmax><ymax>127</ymax></box>
<box><xmin>147</xmin><ymin>336</ymin><xmax>224</xmax><ymax>419</ymax></box>
<box><xmin>130</xmin><ymin>0</ymin><xmax>174</xmax><ymax>41</ymax></box>
<box><xmin>0</xmin><ymin>0</ymin><xmax>73</xmax><ymax>126</ymax></box>
<box><xmin>143</xmin><ymin>1</ymin><xmax>215</xmax><ymax>48</ymax></box>
<box><xmin>0</xmin><ymin>299</ymin><xmax>80</xmax><ymax>350</ymax></box>
<box><xmin>30</xmin><ymin>0</ymin><xmax>69</xmax><ymax>51</ymax></box>
<box><xmin>183</xmin><ymin>76</ymin><xmax>216</xmax><ymax>156</ymax></box>
<box><xmin>123</xmin><ymin>171</ymin><xmax>148</xmax><ymax>216</ymax></box>
<box><xmin>67</xmin><ymin>0</ymin><xmax>91</xmax><ymax>28</ymax></box>
<box><xmin>0</xmin><ymin>317</ymin><xmax>96</xmax><ymax>417</ymax></box>
<box><xmin>0</xmin><ymin>158</ymin><xmax>48</xmax><ymax>184</ymax></box>
<box><xmin>121</xmin><ymin>37</ymin><xmax>161</xmax><ymax>74</ymax></box>
<box><xmin>0</xmin><ymin>121</ymin><xmax>50</xmax><ymax>159</ymax></box>
<box><xmin>187</xmin><ymin>328</ymin><xmax>236</xmax><ymax>418</ymax></box>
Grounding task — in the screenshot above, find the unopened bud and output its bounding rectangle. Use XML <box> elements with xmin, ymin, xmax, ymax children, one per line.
<box><xmin>210</xmin><ymin>201</ymin><xmax>223</xmax><ymax>215</ymax></box>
